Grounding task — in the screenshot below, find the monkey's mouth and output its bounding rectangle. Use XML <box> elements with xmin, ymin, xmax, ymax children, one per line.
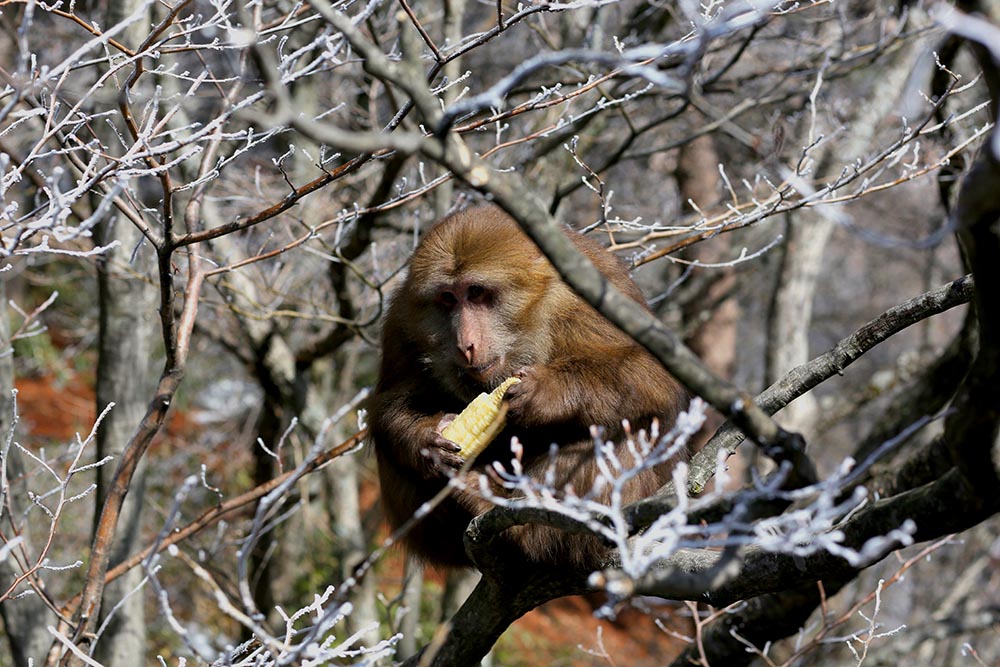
<box><xmin>464</xmin><ymin>358</ymin><xmax>500</xmax><ymax>382</ymax></box>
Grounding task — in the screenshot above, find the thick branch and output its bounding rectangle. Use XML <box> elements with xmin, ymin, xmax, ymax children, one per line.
<box><xmin>400</xmin><ymin>568</ymin><xmax>590</xmax><ymax>667</ymax></box>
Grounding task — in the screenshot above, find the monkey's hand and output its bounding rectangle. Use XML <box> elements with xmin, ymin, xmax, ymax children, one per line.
<box><xmin>420</xmin><ymin>414</ymin><xmax>465</xmax><ymax>476</ymax></box>
<box><xmin>506</xmin><ymin>366</ymin><xmax>561</xmax><ymax>425</ymax></box>
<box><xmin>508</xmin><ymin>365</ymin><xmax>597</xmax><ymax>430</ymax></box>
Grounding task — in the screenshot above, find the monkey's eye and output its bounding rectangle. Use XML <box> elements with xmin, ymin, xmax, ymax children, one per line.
<box><xmin>466</xmin><ymin>284</ymin><xmax>488</xmax><ymax>304</ymax></box>
<box><xmin>437</xmin><ymin>290</ymin><xmax>458</xmax><ymax>308</ymax></box>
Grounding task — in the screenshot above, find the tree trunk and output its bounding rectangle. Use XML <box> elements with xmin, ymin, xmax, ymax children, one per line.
<box><xmin>765</xmin><ymin>211</ymin><xmax>833</xmax><ymax>438</ymax></box>
<box><xmin>91</xmin><ymin>212</ymin><xmax>157</xmax><ymax>666</ymax></box>
<box><xmin>90</xmin><ymin>4</ymin><xmax>157</xmax><ymax>660</ymax></box>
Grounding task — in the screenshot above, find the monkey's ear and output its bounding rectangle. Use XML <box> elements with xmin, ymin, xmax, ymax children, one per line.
<box><xmin>441</xmin><ymin>377</ymin><xmax>521</xmax><ymax>458</ymax></box>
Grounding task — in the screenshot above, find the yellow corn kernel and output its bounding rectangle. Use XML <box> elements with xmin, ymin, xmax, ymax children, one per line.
<box><xmin>441</xmin><ymin>377</ymin><xmax>521</xmax><ymax>458</ymax></box>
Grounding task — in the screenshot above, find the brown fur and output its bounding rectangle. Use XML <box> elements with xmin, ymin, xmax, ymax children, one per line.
<box><xmin>368</xmin><ymin>206</ymin><xmax>687</xmax><ymax>570</ymax></box>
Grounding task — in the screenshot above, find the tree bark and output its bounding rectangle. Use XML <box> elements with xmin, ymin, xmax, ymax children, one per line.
<box><xmin>91</xmin><ymin>211</ymin><xmax>157</xmax><ymax>667</ymax></box>
<box><xmin>764</xmin><ymin>210</ymin><xmax>833</xmax><ymax>438</ymax></box>
<box><xmin>89</xmin><ymin>5</ymin><xmax>157</xmax><ymax>662</ymax></box>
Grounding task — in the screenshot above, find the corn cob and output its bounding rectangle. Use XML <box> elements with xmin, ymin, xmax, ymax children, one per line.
<box><xmin>441</xmin><ymin>376</ymin><xmax>521</xmax><ymax>458</ymax></box>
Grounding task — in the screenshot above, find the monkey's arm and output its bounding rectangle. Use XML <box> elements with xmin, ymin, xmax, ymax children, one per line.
<box><xmin>369</xmin><ymin>386</ymin><xmax>466</xmax><ymax>476</ymax></box>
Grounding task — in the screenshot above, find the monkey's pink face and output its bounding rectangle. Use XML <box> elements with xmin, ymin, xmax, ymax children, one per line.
<box><xmin>421</xmin><ymin>278</ymin><xmax>536</xmax><ymax>395</ymax></box>
<box><xmin>436</xmin><ymin>281</ymin><xmax>506</xmax><ymax>377</ymax></box>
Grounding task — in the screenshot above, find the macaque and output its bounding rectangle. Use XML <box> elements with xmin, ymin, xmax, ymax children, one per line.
<box><xmin>368</xmin><ymin>206</ymin><xmax>687</xmax><ymax>570</ymax></box>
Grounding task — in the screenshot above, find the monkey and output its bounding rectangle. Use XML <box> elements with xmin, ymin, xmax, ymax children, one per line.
<box><xmin>367</xmin><ymin>205</ymin><xmax>687</xmax><ymax>570</ymax></box>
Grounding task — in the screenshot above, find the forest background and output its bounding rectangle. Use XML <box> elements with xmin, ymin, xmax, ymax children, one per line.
<box><xmin>1</xmin><ymin>1</ymin><xmax>999</xmax><ymax>666</ymax></box>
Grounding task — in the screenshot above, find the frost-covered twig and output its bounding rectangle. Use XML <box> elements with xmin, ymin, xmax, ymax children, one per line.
<box><xmin>1</xmin><ymin>397</ymin><xmax>115</xmax><ymax>604</ymax></box>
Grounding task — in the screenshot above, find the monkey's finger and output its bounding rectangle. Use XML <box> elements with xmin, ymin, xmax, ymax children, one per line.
<box><xmin>422</xmin><ymin>445</ymin><xmax>464</xmax><ymax>472</ymax></box>
<box><xmin>432</xmin><ymin>434</ymin><xmax>462</xmax><ymax>453</ymax></box>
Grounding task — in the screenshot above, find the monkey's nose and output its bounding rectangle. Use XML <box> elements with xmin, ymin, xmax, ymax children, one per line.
<box><xmin>461</xmin><ymin>344</ymin><xmax>476</xmax><ymax>365</ymax></box>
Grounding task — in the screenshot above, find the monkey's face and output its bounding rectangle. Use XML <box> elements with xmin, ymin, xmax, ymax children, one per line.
<box><xmin>417</xmin><ymin>276</ymin><xmax>546</xmax><ymax>399</ymax></box>
<box><xmin>400</xmin><ymin>208</ymin><xmax>559</xmax><ymax>400</ymax></box>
